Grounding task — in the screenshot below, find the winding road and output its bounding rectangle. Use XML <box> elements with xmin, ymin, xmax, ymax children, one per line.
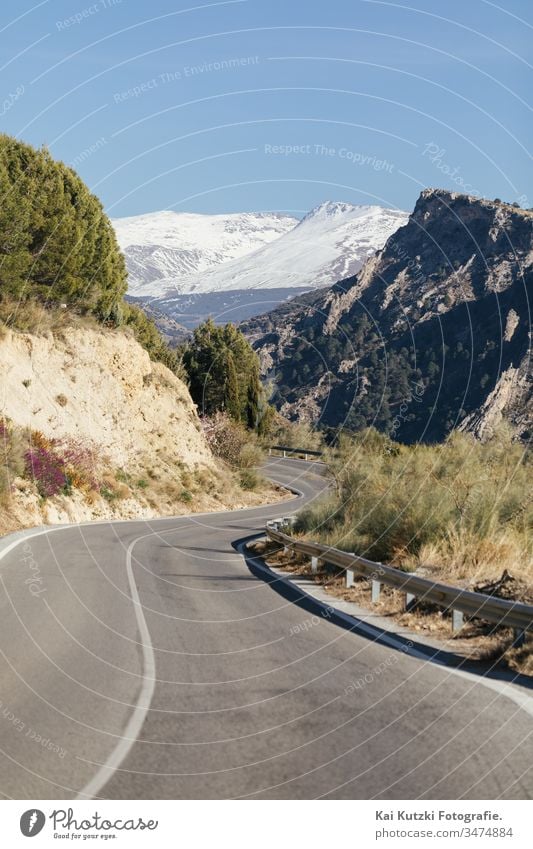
<box><xmin>0</xmin><ymin>458</ymin><xmax>531</xmax><ymax>799</ymax></box>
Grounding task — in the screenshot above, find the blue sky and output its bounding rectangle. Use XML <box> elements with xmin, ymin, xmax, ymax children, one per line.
<box><xmin>1</xmin><ymin>0</ymin><xmax>531</xmax><ymax>217</ymax></box>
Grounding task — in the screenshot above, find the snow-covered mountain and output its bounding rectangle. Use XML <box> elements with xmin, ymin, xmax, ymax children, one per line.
<box><xmin>114</xmin><ymin>202</ymin><xmax>408</xmax><ymax>297</ymax></box>
<box><xmin>114</xmin><ymin>202</ymin><xmax>409</xmax><ymax>327</ymax></box>
<box><xmin>113</xmin><ymin>210</ymin><xmax>298</xmax><ymax>296</ymax></box>
<box><xmin>177</xmin><ymin>202</ymin><xmax>409</xmax><ymax>294</ymax></box>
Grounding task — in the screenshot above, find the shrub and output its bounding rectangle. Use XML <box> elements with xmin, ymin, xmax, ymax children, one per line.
<box><xmin>56</xmin><ymin>438</ymin><xmax>100</xmax><ymax>492</ymax></box>
<box><xmin>298</xmin><ymin>426</ymin><xmax>532</xmax><ymax>580</ymax></box>
<box><xmin>0</xmin><ymin>133</ymin><xmax>127</xmax><ymax>317</ymax></box>
<box><xmin>0</xmin><ymin>417</ymin><xmax>27</xmax><ymax>497</ymax></box>
<box><xmin>239</xmin><ymin>469</ymin><xmax>261</xmax><ymax>490</ymax></box>
<box><xmin>23</xmin><ymin>433</ymin><xmax>101</xmax><ymax>498</ymax></box>
<box><xmin>202</xmin><ymin>412</ymin><xmax>246</xmax><ymax>465</ymax></box>
<box><xmin>25</xmin><ymin>444</ymin><xmax>67</xmax><ymax>498</ymax></box>
<box><xmin>123</xmin><ymin>303</ymin><xmax>186</xmax><ymax>380</ymax></box>
<box><xmin>0</xmin><ymin>134</ymin><xmax>183</xmax><ymax>383</ymax></box>
<box><xmin>237</xmin><ymin>442</ymin><xmax>264</xmax><ymax>469</ymax></box>
<box><xmin>202</xmin><ymin>412</ymin><xmax>264</xmax><ymax>469</ymax></box>
<box><xmin>262</xmin><ymin>411</ymin><xmax>323</xmax><ymax>451</ymax></box>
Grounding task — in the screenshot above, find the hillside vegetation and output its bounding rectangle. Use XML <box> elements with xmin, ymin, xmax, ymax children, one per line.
<box><xmin>0</xmin><ymin>135</ymin><xmax>288</xmax><ymax>533</ymax></box>
<box><xmin>0</xmin><ymin>323</ymin><xmax>286</xmax><ymax>535</ymax></box>
<box><xmin>0</xmin><ymin>133</ymin><xmax>126</xmax><ymax>317</ymax></box>
<box><xmin>0</xmin><ymin>133</ymin><xmax>182</xmax><ymax>377</ymax></box>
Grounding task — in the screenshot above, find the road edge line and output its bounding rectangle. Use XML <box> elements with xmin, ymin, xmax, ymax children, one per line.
<box><xmin>238</xmin><ymin>539</ymin><xmax>533</xmax><ymax>719</ymax></box>
<box><xmin>76</xmin><ymin>533</ymin><xmax>157</xmax><ymax>800</ymax></box>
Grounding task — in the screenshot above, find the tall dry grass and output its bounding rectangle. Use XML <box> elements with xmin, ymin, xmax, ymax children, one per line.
<box><xmin>296</xmin><ymin>426</ymin><xmax>532</xmax><ymax>585</ymax></box>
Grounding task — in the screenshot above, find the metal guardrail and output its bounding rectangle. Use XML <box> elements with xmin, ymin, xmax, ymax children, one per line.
<box><xmin>268</xmin><ymin>445</ymin><xmax>324</xmax><ymax>459</ymax></box>
<box><xmin>265</xmin><ymin>520</ymin><xmax>533</xmax><ymax>643</ymax></box>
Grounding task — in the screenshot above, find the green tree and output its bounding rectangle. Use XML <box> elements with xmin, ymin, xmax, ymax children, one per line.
<box><xmin>224</xmin><ymin>352</ymin><xmax>241</xmax><ymax>420</ymax></box>
<box><xmin>0</xmin><ymin>133</ymin><xmax>186</xmax><ymax>381</ymax></box>
<box><xmin>183</xmin><ymin>318</ymin><xmax>269</xmax><ymax>429</ymax></box>
<box><xmin>0</xmin><ymin>133</ymin><xmax>127</xmax><ymax>316</ymax></box>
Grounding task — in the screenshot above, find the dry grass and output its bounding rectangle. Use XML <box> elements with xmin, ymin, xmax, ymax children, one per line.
<box><xmin>0</xmin><ymin>295</ymin><xmax>99</xmax><ymax>337</ymax></box>
<box><xmin>296</xmin><ymin>426</ymin><xmax>532</xmax><ymax>589</ymax></box>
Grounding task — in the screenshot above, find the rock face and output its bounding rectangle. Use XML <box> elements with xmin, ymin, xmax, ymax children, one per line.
<box><xmin>0</xmin><ymin>325</ymin><xmax>213</xmax><ymax>470</ymax></box>
<box><xmin>244</xmin><ymin>190</ymin><xmax>532</xmax><ymax>442</ymax></box>
<box><xmin>0</xmin><ymin>324</ymin><xmax>288</xmax><ymax>535</ymax></box>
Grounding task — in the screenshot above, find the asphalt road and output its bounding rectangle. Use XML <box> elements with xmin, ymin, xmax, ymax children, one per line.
<box><xmin>0</xmin><ymin>458</ymin><xmax>531</xmax><ymax>800</ymax></box>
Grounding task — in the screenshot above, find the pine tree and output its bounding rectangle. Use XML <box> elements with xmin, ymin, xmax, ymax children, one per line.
<box><xmin>183</xmin><ymin>318</ymin><xmax>270</xmax><ymax>429</ymax></box>
<box><xmin>246</xmin><ymin>361</ymin><xmax>262</xmax><ymax>430</ymax></box>
<box><xmin>0</xmin><ymin>133</ymin><xmax>127</xmax><ymax>314</ymax></box>
<box><xmin>224</xmin><ymin>352</ymin><xmax>241</xmax><ymax>420</ymax></box>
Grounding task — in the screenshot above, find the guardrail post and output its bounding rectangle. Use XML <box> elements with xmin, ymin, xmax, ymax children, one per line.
<box><xmin>268</xmin><ymin>447</ymin><xmax>272</xmax><ymax>456</ymax></box>
<box><xmin>265</xmin><ymin>527</ymin><xmax>533</xmax><ymax>638</ymax></box>
<box><xmin>283</xmin><ymin>449</ymin><xmax>286</xmax><ymax>458</ymax></box>
<box><xmin>451</xmin><ymin>609</ymin><xmax>464</xmax><ymax>632</ymax></box>
<box><xmin>405</xmin><ymin>592</ymin><xmax>416</xmax><ymax>612</ymax></box>
<box><xmin>513</xmin><ymin>628</ymin><xmax>526</xmax><ymax>648</ymax></box>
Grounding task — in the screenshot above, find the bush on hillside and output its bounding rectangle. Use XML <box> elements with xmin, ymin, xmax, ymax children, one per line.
<box><xmin>202</xmin><ymin>412</ymin><xmax>264</xmax><ymax>469</ymax></box>
<box><xmin>0</xmin><ymin>134</ymin><xmax>186</xmax><ymax>381</ymax></box>
<box><xmin>122</xmin><ymin>303</ymin><xmax>186</xmax><ymax>379</ymax></box>
<box><xmin>261</xmin><ymin>410</ymin><xmax>324</xmax><ymax>450</ymax></box>
<box><xmin>0</xmin><ymin>417</ymin><xmax>26</xmax><ymax>497</ymax></box>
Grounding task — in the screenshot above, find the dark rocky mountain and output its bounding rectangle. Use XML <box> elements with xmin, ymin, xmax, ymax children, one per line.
<box><xmin>125</xmin><ymin>297</ymin><xmax>190</xmax><ymax>346</ymax></box>
<box><xmin>243</xmin><ymin>189</ymin><xmax>532</xmax><ymax>443</ymax></box>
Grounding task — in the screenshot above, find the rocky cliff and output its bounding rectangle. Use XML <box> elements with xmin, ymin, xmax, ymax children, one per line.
<box><xmin>0</xmin><ymin>323</ymin><xmax>280</xmax><ymax>533</ymax></box>
<box><xmin>0</xmin><ymin>325</ymin><xmax>211</xmax><ymax>469</ymax></box>
<box><xmin>244</xmin><ymin>190</ymin><xmax>532</xmax><ymax>442</ymax></box>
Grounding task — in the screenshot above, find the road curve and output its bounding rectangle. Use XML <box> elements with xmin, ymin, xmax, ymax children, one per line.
<box><xmin>0</xmin><ymin>458</ymin><xmax>531</xmax><ymax>800</ymax></box>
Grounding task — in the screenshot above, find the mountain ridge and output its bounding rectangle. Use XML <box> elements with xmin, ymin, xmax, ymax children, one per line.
<box><xmin>243</xmin><ymin>189</ymin><xmax>532</xmax><ymax>442</ymax></box>
<box><xmin>113</xmin><ymin>202</ymin><xmax>409</xmax><ymax>296</ymax></box>
<box><xmin>113</xmin><ymin>209</ymin><xmax>298</xmax><ymax>297</ymax></box>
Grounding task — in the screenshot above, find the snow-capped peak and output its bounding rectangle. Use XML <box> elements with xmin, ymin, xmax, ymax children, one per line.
<box><xmin>112</xmin><ymin>201</ymin><xmax>409</xmax><ymax>300</ymax></box>
<box><xmin>301</xmin><ymin>200</ymin><xmax>367</xmax><ymax>221</ymax></box>
<box><xmin>112</xmin><ymin>209</ymin><xmax>298</xmax><ymax>295</ymax></box>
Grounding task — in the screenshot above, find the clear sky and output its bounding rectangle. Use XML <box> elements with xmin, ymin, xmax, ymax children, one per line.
<box><xmin>1</xmin><ymin>0</ymin><xmax>531</xmax><ymax>218</ymax></box>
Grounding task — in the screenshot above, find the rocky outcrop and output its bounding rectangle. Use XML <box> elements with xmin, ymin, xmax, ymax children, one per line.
<box><xmin>244</xmin><ymin>190</ymin><xmax>532</xmax><ymax>442</ymax></box>
<box><xmin>0</xmin><ymin>324</ymin><xmax>288</xmax><ymax>535</ymax></box>
<box><xmin>0</xmin><ymin>325</ymin><xmax>212</xmax><ymax>470</ymax></box>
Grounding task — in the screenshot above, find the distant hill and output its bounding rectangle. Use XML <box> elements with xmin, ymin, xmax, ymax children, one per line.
<box><xmin>125</xmin><ymin>296</ymin><xmax>190</xmax><ymax>345</ymax></box>
<box><xmin>243</xmin><ymin>190</ymin><xmax>532</xmax><ymax>443</ymax></box>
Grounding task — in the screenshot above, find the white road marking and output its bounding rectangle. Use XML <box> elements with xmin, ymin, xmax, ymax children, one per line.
<box><xmin>76</xmin><ymin>532</ymin><xmax>157</xmax><ymax>800</ymax></box>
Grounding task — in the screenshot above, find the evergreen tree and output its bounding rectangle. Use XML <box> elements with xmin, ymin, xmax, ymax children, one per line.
<box><xmin>183</xmin><ymin>318</ymin><xmax>270</xmax><ymax>429</ymax></box>
<box><xmin>0</xmin><ymin>134</ymin><xmax>127</xmax><ymax>315</ymax></box>
<box><xmin>224</xmin><ymin>352</ymin><xmax>241</xmax><ymax>420</ymax></box>
<box><xmin>0</xmin><ymin>133</ymin><xmax>184</xmax><ymax>381</ymax></box>
<box><xmin>246</xmin><ymin>361</ymin><xmax>262</xmax><ymax>430</ymax></box>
